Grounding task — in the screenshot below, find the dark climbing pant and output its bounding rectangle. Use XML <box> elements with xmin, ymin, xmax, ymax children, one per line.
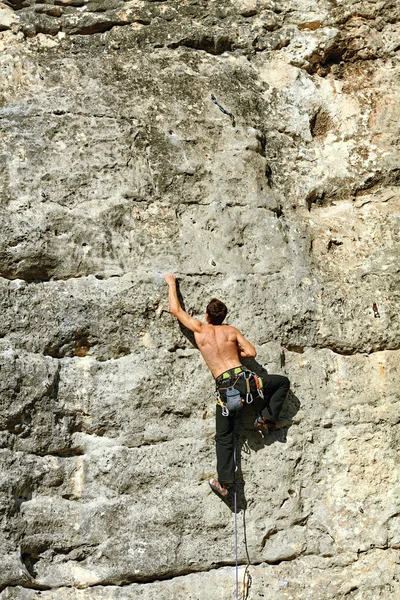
<box><xmin>215</xmin><ymin>368</ymin><xmax>290</xmax><ymax>484</ymax></box>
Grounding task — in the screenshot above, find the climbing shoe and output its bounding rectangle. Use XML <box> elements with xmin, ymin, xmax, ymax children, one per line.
<box><xmin>254</xmin><ymin>417</ymin><xmax>275</xmax><ymax>433</ymax></box>
<box><xmin>209</xmin><ymin>478</ymin><xmax>230</xmax><ymax>498</ymax></box>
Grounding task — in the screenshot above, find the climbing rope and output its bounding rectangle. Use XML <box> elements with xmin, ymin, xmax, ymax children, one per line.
<box><xmin>233</xmin><ymin>432</ymin><xmax>239</xmax><ymax>600</ymax></box>
<box><xmin>233</xmin><ymin>424</ymin><xmax>252</xmax><ymax>600</ymax></box>
<box><xmin>241</xmin><ymin>509</ymin><xmax>252</xmax><ymax>600</ymax></box>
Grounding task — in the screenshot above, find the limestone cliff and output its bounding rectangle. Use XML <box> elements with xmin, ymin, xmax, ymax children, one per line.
<box><xmin>0</xmin><ymin>1</ymin><xmax>399</xmax><ymax>598</ymax></box>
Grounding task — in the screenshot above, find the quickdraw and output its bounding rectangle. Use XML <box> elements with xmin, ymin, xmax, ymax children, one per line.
<box><xmin>215</xmin><ymin>393</ymin><xmax>230</xmax><ymax>417</ymax></box>
<box><xmin>211</xmin><ymin>93</ymin><xmax>236</xmax><ymax>127</ymax></box>
<box><xmin>254</xmin><ymin>373</ymin><xmax>264</xmax><ymax>399</ymax></box>
<box><xmin>216</xmin><ymin>371</ymin><xmax>264</xmax><ymax>416</ymax></box>
<box><xmin>243</xmin><ymin>371</ymin><xmax>253</xmax><ymax>404</ymax></box>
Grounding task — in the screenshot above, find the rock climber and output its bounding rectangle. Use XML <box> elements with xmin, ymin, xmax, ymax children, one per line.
<box><xmin>164</xmin><ymin>273</ymin><xmax>290</xmax><ymax>498</ymax></box>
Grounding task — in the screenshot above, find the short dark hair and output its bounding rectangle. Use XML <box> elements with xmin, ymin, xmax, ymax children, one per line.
<box><xmin>206</xmin><ymin>298</ymin><xmax>228</xmax><ymax>325</ymax></box>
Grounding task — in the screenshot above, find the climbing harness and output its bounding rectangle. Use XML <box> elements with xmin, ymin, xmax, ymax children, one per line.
<box><xmin>215</xmin><ymin>369</ymin><xmax>263</xmax><ymax>417</ymax></box>
<box><xmin>210</xmin><ymin>93</ymin><xmax>236</xmax><ymax>127</ymax></box>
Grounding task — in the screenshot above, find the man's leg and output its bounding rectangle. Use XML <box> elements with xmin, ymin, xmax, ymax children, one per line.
<box><xmin>261</xmin><ymin>374</ymin><xmax>290</xmax><ymax>424</ymax></box>
<box><xmin>215</xmin><ymin>405</ymin><xmax>236</xmax><ymax>485</ymax></box>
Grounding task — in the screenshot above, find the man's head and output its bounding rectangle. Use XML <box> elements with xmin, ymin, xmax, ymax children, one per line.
<box><xmin>206</xmin><ymin>298</ymin><xmax>228</xmax><ymax>325</ymax></box>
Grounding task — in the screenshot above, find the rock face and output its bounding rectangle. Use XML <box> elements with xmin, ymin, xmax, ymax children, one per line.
<box><xmin>0</xmin><ymin>1</ymin><xmax>399</xmax><ymax>598</ymax></box>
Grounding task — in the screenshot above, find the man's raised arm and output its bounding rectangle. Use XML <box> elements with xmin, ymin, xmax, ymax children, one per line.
<box><xmin>164</xmin><ymin>274</ymin><xmax>203</xmax><ymax>333</ymax></box>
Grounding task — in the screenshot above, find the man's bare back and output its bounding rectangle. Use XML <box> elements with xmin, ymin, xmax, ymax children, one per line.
<box><xmin>164</xmin><ymin>274</ymin><xmax>256</xmax><ymax>378</ymax></box>
<box><xmin>194</xmin><ymin>325</ymin><xmax>243</xmax><ymax>378</ymax></box>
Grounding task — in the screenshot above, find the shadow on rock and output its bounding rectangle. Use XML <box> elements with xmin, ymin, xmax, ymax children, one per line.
<box><xmin>227</xmin><ymin>359</ymin><xmax>301</xmax><ymax>514</ymax></box>
<box><xmin>211</xmin><ymin>383</ymin><xmax>301</xmax><ymax>515</ymax></box>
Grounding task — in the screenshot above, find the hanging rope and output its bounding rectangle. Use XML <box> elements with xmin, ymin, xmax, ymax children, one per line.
<box><xmin>240</xmin><ymin>509</ymin><xmax>252</xmax><ymax>600</ymax></box>
<box><xmin>233</xmin><ymin>433</ymin><xmax>239</xmax><ymax>600</ymax></box>
<box><xmin>233</xmin><ymin>424</ymin><xmax>252</xmax><ymax>600</ymax></box>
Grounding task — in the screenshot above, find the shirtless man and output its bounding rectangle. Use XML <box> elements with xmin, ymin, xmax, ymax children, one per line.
<box><xmin>164</xmin><ymin>273</ymin><xmax>290</xmax><ymax>497</ymax></box>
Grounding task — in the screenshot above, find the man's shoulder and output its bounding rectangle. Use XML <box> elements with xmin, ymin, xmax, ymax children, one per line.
<box><xmin>200</xmin><ymin>323</ymin><xmax>240</xmax><ymax>335</ymax></box>
<box><xmin>219</xmin><ymin>324</ymin><xmax>240</xmax><ymax>337</ymax></box>
<box><xmin>222</xmin><ymin>324</ymin><xmax>238</xmax><ymax>332</ymax></box>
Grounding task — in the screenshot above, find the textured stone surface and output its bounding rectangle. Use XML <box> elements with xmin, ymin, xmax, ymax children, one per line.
<box><xmin>0</xmin><ymin>0</ymin><xmax>399</xmax><ymax>598</ymax></box>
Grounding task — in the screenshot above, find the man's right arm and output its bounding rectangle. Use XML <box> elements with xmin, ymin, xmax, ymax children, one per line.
<box><xmin>164</xmin><ymin>273</ymin><xmax>203</xmax><ymax>333</ymax></box>
<box><xmin>234</xmin><ymin>328</ymin><xmax>257</xmax><ymax>358</ymax></box>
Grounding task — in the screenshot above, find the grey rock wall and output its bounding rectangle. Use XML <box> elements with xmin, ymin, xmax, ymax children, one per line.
<box><xmin>0</xmin><ymin>0</ymin><xmax>399</xmax><ymax>598</ymax></box>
